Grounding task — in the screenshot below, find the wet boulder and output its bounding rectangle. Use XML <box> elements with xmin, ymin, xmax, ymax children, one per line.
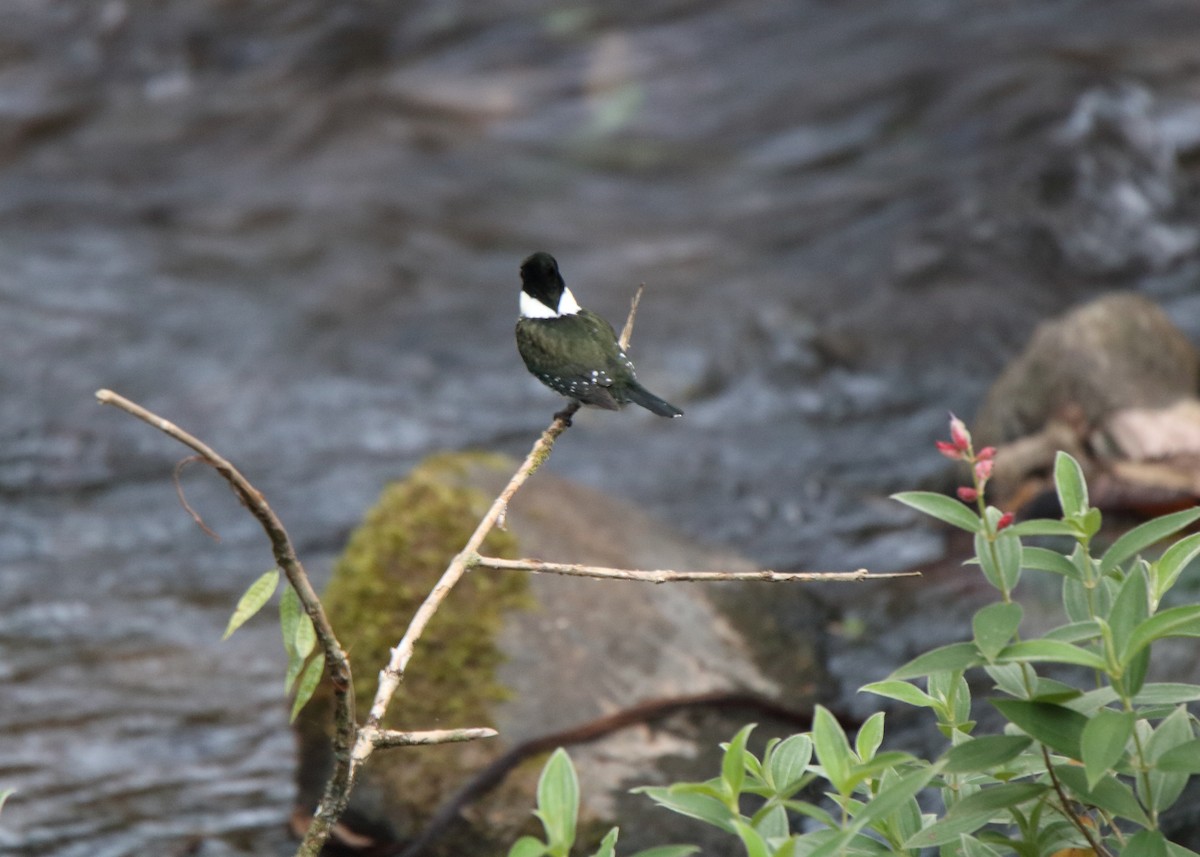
<box><xmin>973</xmin><ymin>292</ymin><xmax>1200</xmax><ymax>512</ymax></box>
<box><xmin>293</xmin><ymin>452</ymin><xmax>826</xmax><ymax>855</ymax></box>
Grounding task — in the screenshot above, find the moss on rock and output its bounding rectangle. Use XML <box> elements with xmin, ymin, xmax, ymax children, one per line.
<box><xmin>321</xmin><ymin>452</ymin><xmax>529</xmax><ymax>729</ymax></box>
<box><xmin>295</xmin><ymin>452</ymin><xmax>533</xmax><ymax>843</ymax></box>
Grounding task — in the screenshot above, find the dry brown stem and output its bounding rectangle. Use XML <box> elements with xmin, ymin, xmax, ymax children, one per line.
<box><xmin>474</xmin><ymin>555</ymin><xmax>918</xmax><ymax>583</ymax></box>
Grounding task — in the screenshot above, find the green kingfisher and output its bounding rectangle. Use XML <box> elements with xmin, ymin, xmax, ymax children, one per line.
<box><xmin>515</xmin><ymin>252</ymin><xmax>683</xmax><ymax>418</ymax></box>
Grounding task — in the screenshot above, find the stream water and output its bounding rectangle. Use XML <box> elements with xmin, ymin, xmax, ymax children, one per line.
<box><xmin>4</xmin><ymin>1</ymin><xmax>1200</xmax><ymax>854</ymax></box>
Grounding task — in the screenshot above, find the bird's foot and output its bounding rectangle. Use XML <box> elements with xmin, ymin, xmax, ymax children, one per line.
<box><xmin>553</xmin><ymin>407</ymin><xmax>575</xmax><ymax>427</ymax></box>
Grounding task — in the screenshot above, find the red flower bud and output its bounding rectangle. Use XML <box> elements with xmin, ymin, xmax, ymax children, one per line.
<box><xmin>996</xmin><ymin>512</ymin><xmax>1015</xmax><ymax>531</ymax></box>
<box><xmin>974</xmin><ymin>459</ymin><xmax>994</xmax><ymax>482</ymax></box>
<box><xmin>977</xmin><ymin>446</ymin><xmax>996</xmax><ymax>461</ymax></box>
<box><xmin>957</xmin><ymin>486</ymin><xmax>979</xmax><ymax>502</ymax></box>
<box><xmin>949</xmin><ymin>414</ymin><xmax>971</xmax><ymax>451</ymax></box>
<box><xmin>936</xmin><ymin>440</ymin><xmax>963</xmax><ymax>460</ymax></box>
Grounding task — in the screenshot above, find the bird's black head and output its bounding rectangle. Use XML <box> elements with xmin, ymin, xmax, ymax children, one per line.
<box><xmin>520</xmin><ymin>252</ymin><xmax>566</xmax><ymax>311</ymax></box>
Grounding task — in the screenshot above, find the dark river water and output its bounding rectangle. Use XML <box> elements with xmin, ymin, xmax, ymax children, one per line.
<box><xmin>4</xmin><ymin>1</ymin><xmax>1200</xmax><ymax>854</ymax></box>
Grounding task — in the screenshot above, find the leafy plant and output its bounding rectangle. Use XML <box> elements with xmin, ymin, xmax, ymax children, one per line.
<box><xmin>519</xmin><ymin>416</ymin><xmax>1200</xmax><ymax>856</ymax></box>
<box><xmin>508</xmin><ymin>748</ymin><xmax>698</xmax><ymax>857</ymax></box>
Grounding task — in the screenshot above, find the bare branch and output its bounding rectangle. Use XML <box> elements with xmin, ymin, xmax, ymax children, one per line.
<box><xmin>473</xmin><ymin>556</ymin><xmax>919</xmax><ymax>583</ymax></box>
<box><xmin>367</xmin><ymin>726</ymin><xmax>498</xmax><ymax>749</ymax></box>
<box><xmin>618</xmin><ymin>284</ymin><xmax>644</xmax><ymax>350</ymax></box>
<box><xmin>362</xmin><ymin>408</ymin><xmax>576</xmax><ymax>733</ymax></box>
<box><xmin>171</xmin><ymin>455</ymin><xmax>223</xmax><ymax>541</ymax></box>
<box><xmin>94</xmin><ymin>388</ymin><xmax>358</xmax><ymax>854</ymax></box>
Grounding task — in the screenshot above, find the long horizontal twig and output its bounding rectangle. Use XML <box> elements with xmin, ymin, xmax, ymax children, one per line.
<box><xmin>472</xmin><ymin>555</ymin><xmax>919</xmax><ymax>583</ymax></box>
<box><xmin>367</xmin><ymin>726</ymin><xmax>499</xmax><ymax>749</ymax></box>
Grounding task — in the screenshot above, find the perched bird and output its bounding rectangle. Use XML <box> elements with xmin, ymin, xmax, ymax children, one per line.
<box><xmin>515</xmin><ymin>252</ymin><xmax>683</xmax><ymax>418</ymax></box>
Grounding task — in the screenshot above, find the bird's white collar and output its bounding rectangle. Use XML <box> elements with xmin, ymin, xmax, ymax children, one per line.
<box><xmin>520</xmin><ymin>287</ymin><xmax>581</xmax><ymax>318</ymax></box>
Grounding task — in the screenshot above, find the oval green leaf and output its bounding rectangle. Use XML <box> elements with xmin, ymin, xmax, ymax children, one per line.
<box><xmin>1054</xmin><ymin>452</ymin><xmax>1088</xmax><ymax>519</ymax></box>
<box><xmin>941</xmin><ymin>735</ymin><xmax>1032</xmax><ymax>773</ymax></box>
<box><xmin>535</xmin><ymin>748</ymin><xmax>579</xmax><ymax>850</ymax></box>
<box><xmin>892</xmin><ymin>491</ymin><xmax>982</xmax><ymax>533</ymax></box>
<box><xmin>289</xmin><ymin>651</ymin><xmax>325</xmax><ymax>722</ymax></box>
<box><xmin>222</xmin><ymin>569</ymin><xmax>279</xmax><ymax>640</ymax></box>
<box><xmin>1101</xmin><ymin>508</ymin><xmax>1200</xmax><ymax>573</ymax></box>
<box><xmin>890</xmin><ymin>642</ymin><xmax>983</xmax><ymax>680</ymax></box>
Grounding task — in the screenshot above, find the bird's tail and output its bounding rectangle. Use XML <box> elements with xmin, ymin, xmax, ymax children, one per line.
<box><xmin>625</xmin><ymin>380</ymin><xmax>683</xmax><ymax>418</ymax></box>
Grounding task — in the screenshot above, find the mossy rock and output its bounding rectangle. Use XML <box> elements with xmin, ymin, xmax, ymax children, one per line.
<box><xmin>295</xmin><ymin>452</ymin><xmax>535</xmax><ymax>847</ymax></box>
<box><xmin>294</xmin><ymin>450</ymin><xmax>825</xmax><ymax>855</ymax></box>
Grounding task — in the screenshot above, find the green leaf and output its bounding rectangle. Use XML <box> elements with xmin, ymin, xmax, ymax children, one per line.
<box><xmin>812</xmin><ymin>706</ymin><xmax>853</xmax><ymax>794</ymax></box>
<box><xmin>628</xmin><ymin>848</ymin><xmax>701</xmax><ymax>857</ymax></box>
<box><xmin>766</xmin><ymin>734</ymin><xmax>813</xmax><ymax>795</ymax></box>
<box><xmin>634</xmin><ymin>787</ymin><xmax>738</xmax><ymax>834</ymax></box>
<box><xmin>1054</xmin><ymin>452</ymin><xmax>1088</xmax><ymax>519</ymax></box>
<box><xmin>1121</xmin><ymin>644</ymin><xmax>1151</xmax><ymax>699</ymax></box>
<box><xmin>992</xmin><ymin>700</ymin><xmax>1086</xmax><ymax>760</ymax></box>
<box><xmin>289</xmin><ymin>652</ymin><xmax>324</xmax><ymax>722</ymax></box>
<box><xmin>846</xmin><ymin>763</ymin><xmax>940</xmax><ymax>835</ymax></box>
<box><xmin>1081</xmin><ymin>708</ymin><xmax>1134</xmax><ymax>789</ymax></box>
<box><xmin>1052</xmin><ymin>764</ymin><xmax>1152</xmax><ymax>825</ymax></box>
<box><xmin>222</xmin><ymin>569</ymin><xmax>279</xmax><ymax>639</ymax></box>
<box><xmin>1124</xmin><ymin>830</ymin><xmax>1171</xmax><ymax>857</ymax></box>
<box><xmin>1101</xmin><ymin>508</ymin><xmax>1200</xmax><ymax>573</ymax></box>
<box><xmin>1125</xmin><ymin>605</ymin><xmax>1200</xmax><ymax>665</ymax></box>
<box><xmin>1154</xmin><ymin>532</ymin><xmax>1200</xmax><ymax>602</ymax></box>
<box><xmin>732</xmin><ymin>819</ymin><xmax>771</xmax><ymax>857</ymax></box>
<box><xmin>958</xmin><ymin>835</ymin><xmax>1005</xmax><ymax>857</ymax></box>
<box><xmin>904</xmin><ymin>783</ymin><xmax>1048</xmax><ymax>847</ymax></box>
<box><xmin>721</xmin><ymin>724</ymin><xmax>755</xmax><ymax>801</ymax></box>
<box><xmin>1020</xmin><ymin>546</ymin><xmax>1081</xmax><ymax>578</ymax></box>
<box><xmin>293</xmin><ymin>610</ymin><xmax>316</xmax><ymax>662</ymax></box>
<box><xmin>994</xmin><ymin>639</ymin><xmax>1107</xmax><ymax>671</ymax></box>
<box><xmin>0</xmin><ymin>788</ymin><xmax>12</xmax><ymax>814</ymax></box>
<box><xmin>875</xmin><ymin>766</ymin><xmax>924</xmax><ymax>843</ymax></box>
<box><xmin>1029</xmin><ymin>678</ymin><xmax>1083</xmax><ymax>704</ymax></box>
<box><xmin>508</xmin><ymin>836</ymin><xmax>549</xmax><ymax>857</ymax></box>
<box><xmin>890</xmin><ymin>642</ymin><xmax>983</xmax><ymax>680</ymax></box>
<box><xmin>1042</xmin><ymin>620</ymin><xmax>1102</xmax><ymax>644</ymax></box>
<box><xmin>535</xmin><ymin>749</ymin><xmax>579</xmax><ymax>852</ymax></box>
<box><xmin>860</xmin><ymin>680</ymin><xmax>936</xmax><ymax>708</ymax></box>
<box><xmin>856</xmin><ymin>712</ymin><xmax>885</xmax><ymax>762</ymax></box>
<box><xmin>280</xmin><ymin>585</ymin><xmax>304</xmax><ymax>692</ymax></box>
<box><xmin>1136</xmin><ymin>683</ymin><xmax>1200</xmax><ymax>705</ymax></box>
<box><xmin>589</xmin><ymin>828</ymin><xmax>619</xmax><ymax>857</ymax></box>
<box><xmin>1156</xmin><ymin>738</ymin><xmax>1200</xmax><ymax>773</ymax></box>
<box><xmin>993</xmin><ymin>528</ymin><xmax>1023</xmax><ymax>593</ymax></box>
<box><xmin>1109</xmin><ymin>567</ymin><xmax>1150</xmax><ymax>661</ymax></box>
<box><xmin>891</xmin><ymin>491</ymin><xmax>982</xmax><ymax>533</ymax></box>
<box><xmin>1146</xmin><ymin>706</ymin><xmax>1194</xmax><ymax>812</ymax></box>
<box><xmin>941</xmin><ymin>735</ymin><xmax>1032</xmax><ymax>773</ymax></box>
<box><xmin>753</xmin><ymin>804</ymin><xmax>789</xmax><ymax>840</ymax></box>
<box><xmin>1007</xmin><ymin>519</ymin><xmax>1081</xmax><ymax>538</ymax></box>
<box><xmin>279</xmin><ymin>585</ymin><xmax>301</xmax><ymax>652</ymax></box>
<box><xmin>973</xmin><ymin>603</ymin><xmax>1023</xmax><ymax>661</ymax></box>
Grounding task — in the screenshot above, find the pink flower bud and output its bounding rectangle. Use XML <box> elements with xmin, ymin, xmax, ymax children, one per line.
<box><xmin>936</xmin><ymin>440</ymin><xmax>963</xmax><ymax>460</ymax></box>
<box><xmin>977</xmin><ymin>446</ymin><xmax>996</xmax><ymax>461</ymax></box>
<box><xmin>949</xmin><ymin>414</ymin><xmax>971</xmax><ymax>451</ymax></box>
<box><xmin>974</xmin><ymin>459</ymin><xmax>994</xmax><ymax>482</ymax></box>
<box><xmin>957</xmin><ymin>486</ymin><xmax>979</xmax><ymax>502</ymax></box>
<box><xmin>996</xmin><ymin>512</ymin><xmax>1015</xmax><ymax>531</ymax></box>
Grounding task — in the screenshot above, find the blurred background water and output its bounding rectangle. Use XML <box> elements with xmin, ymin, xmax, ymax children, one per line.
<box><xmin>4</xmin><ymin>1</ymin><xmax>1200</xmax><ymax>854</ymax></box>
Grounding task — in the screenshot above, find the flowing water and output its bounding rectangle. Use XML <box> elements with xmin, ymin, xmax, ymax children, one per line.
<box><xmin>4</xmin><ymin>1</ymin><xmax>1200</xmax><ymax>853</ymax></box>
